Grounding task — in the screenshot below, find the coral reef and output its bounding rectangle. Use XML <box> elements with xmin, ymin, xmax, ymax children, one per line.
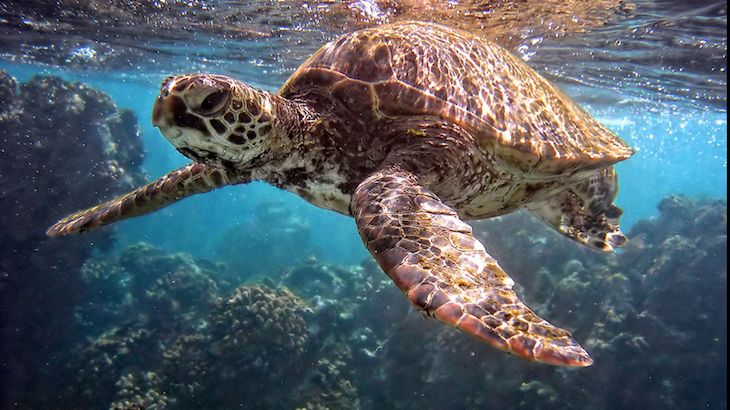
<box><xmin>119</xmin><ymin>243</ymin><xmax>220</xmax><ymax>327</ymax></box>
<box><xmin>208</xmin><ymin>285</ymin><xmax>309</xmax><ymax>365</ymax></box>
<box><xmin>292</xmin><ymin>344</ymin><xmax>361</xmax><ymax>410</ymax></box>
<box><xmin>0</xmin><ymin>70</ymin><xmax>145</xmax><ymax>408</ymax></box>
<box><xmin>59</xmin><ymin>243</ymin><xmax>364</xmax><ymax>409</ymax></box>
<box><xmin>371</xmin><ymin>196</ymin><xmax>726</xmax><ymax>409</ymax></box>
<box><xmin>160</xmin><ymin>285</ymin><xmax>313</xmax><ymax>408</ymax></box>
<box><xmin>0</xmin><ymin>70</ymin><xmax>145</xmax><ymax>247</ymax></box>
<box><xmin>61</xmin><ymin>322</ymin><xmax>159</xmax><ymax>407</ymax></box>
<box><xmin>3</xmin><ymin>184</ymin><xmax>726</xmax><ymax>409</ymax></box>
<box><xmin>75</xmin><ymin>258</ymin><xmax>131</xmax><ymax>330</ymax></box>
<box><xmin>111</xmin><ymin>371</ymin><xmax>175</xmax><ymax>410</ymax></box>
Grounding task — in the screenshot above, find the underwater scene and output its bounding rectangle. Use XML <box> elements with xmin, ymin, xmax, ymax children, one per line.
<box><xmin>0</xmin><ymin>1</ymin><xmax>726</xmax><ymax>409</ymax></box>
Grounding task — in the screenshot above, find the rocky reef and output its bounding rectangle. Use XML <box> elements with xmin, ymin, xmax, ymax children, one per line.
<box><xmin>44</xmin><ymin>243</ymin><xmax>363</xmax><ymax>409</ymax></box>
<box><xmin>26</xmin><ymin>195</ymin><xmax>721</xmax><ymax>410</ymax></box>
<box><xmin>0</xmin><ymin>70</ymin><xmax>146</xmax><ymax>408</ymax></box>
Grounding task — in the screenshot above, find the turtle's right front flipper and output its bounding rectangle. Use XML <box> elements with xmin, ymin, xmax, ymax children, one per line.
<box><xmin>352</xmin><ymin>165</ymin><xmax>592</xmax><ymax>367</ymax></box>
<box><xmin>47</xmin><ymin>163</ymin><xmax>247</xmax><ymax>237</ymax></box>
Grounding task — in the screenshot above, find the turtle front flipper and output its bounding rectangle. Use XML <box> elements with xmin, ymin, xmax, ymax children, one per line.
<box><xmin>47</xmin><ymin>163</ymin><xmax>246</xmax><ymax>237</ymax></box>
<box><xmin>352</xmin><ymin>165</ymin><xmax>593</xmax><ymax>367</ymax></box>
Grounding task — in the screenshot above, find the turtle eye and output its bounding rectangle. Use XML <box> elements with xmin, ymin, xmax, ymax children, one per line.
<box><xmin>195</xmin><ymin>89</ymin><xmax>229</xmax><ymax>116</ymax></box>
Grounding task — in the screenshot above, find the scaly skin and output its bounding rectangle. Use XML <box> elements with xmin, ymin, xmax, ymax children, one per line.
<box><xmin>47</xmin><ymin>163</ymin><xmax>246</xmax><ymax>237</ymax></box>
<box><xmin>352</xmin><ymin>164</ymin><xmax>592</xmax><ymax>366</ymax></box>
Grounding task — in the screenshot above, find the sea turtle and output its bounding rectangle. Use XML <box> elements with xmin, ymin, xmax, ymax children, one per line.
<box><xmin>47</xmin><ymin>21</ymin><xmax>634</xmax><ymax>367</ymax></box>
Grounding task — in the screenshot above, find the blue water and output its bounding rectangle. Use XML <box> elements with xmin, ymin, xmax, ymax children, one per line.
<box><xmin>0</xmin><ymin>1</ymin><xmax>727</xmax><ymax>409</ymax></box>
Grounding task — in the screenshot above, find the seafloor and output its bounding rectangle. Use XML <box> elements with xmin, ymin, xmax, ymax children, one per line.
<box><xmin>0</xmin><ymin>71</ymin><xmax>727</xmax><ymax>409</ymax></box>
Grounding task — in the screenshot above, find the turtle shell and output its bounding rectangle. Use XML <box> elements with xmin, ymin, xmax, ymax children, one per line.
<box><xmin>279</xmin><ymin>21</ymin><xmax>634</xmax><ymax>175</ymax></box>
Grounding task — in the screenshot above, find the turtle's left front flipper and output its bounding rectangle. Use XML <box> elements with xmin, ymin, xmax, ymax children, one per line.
<box><xmin>352</xmin><ymin>165</ymin><xmax>592</xmax><ymax>367</ymax></box>
<box><xmin>47</xmin><ymin>163</ymin><xmax>247</xmax><ymax>237</ymax></box>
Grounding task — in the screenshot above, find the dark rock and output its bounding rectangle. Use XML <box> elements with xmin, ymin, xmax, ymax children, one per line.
<box><xmin>0</xmin><ymin>70</ymin><xmax>145</xmax><ymax>408</ymax></box>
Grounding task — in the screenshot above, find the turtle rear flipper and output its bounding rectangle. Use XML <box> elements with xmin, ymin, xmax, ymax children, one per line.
<box><xmin>352</xmin><ymin>165</ymin><xmax>593</xmax><ymax>367</ymax></box>
<box><xmin>528</xmin><ymin>168</ymin><xmax>627</xmax><ymax>251</ymax></box>
<box><xmin>47</xmin><ymin>163</ymin><xmax>246</xmax><ymax>237</ymax></box>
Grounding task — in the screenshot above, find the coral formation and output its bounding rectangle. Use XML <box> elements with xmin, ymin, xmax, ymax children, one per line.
<box><xmin>0</xmin><ymin>70</ymin><xmax>145</xmax><ymax>247</ymax></box>
<box><xmin>0</xmin><ymin>71</ymin><xmax>20</xmax><ymax>121</ymax></box>
<box><xmin>111</xmin><ymin>371</ymin><xmax>175</xmax><ymax>410</ymax></box>
<box><xmin>119</xmin><ymin>243</ymin><xmax>220</xmax><ymax>326</ymax></box>
<box><xmin>75</xmin><ymin>258</ymin><xmax>131</xmax><ymax>330</ymax></box>
<box><xmin>160</xmin><ymin>285</ymin><xmax>313</xmax><ymax>408</ymax></box>
<box><xmin>0</xmin><ymin>70</ymin><xmax>145</xmax><ymax>408</ymax></box>
<box><xmin>69</xmin><ymin>245</ymin><xmax>368</xmax><ymax>409</ymax></box>
<box><xmin>418</xmin><ymin>197</ymin><xmax>726</xmax><ymax>409</ymax></box>
<box><xmin>292</xmin><ymin>344</ymin><xmax>361</xmax><ymax>410</ymax></box>
<box><xmin>62</xmin><ymin>322</ymin><xmax>158</xmax><ymax>407</ymax></box>
<box><xmin>209</xmin><ymin>285</ymin><xmax>309</xmax><ymax>362</ymax></box>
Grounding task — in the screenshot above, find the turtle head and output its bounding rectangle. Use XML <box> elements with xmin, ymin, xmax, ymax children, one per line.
<box><xmin>152</xmin><ymin>74</ymin><xmax>280</xmax><ymax>168</ymax></box>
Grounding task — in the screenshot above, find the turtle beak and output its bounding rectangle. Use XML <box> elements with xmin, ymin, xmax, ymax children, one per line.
<box><xmin>151</xmin><ymin>96</ymin><xmax>166</xmax><ymax>128</ymax></box>
<box><xmin>152</xmin><ymin>88</ymin><xmax>173</xmax><ymax>128</ymax></box>
<box><xmin>152</xmin><ymin>76</ymin><xmax>183</xmax><ymax>129</ymax></box>
<box><xmin>152</xmin><ymin>92</ymin><xmax>187</xmax><ymax>144</ymax></box>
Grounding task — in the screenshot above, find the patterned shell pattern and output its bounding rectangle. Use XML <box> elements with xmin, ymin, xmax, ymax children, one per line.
<box><xmin>280</xmin><ymin>21</ymin><xmax>634</xmax><ymax>175</ymax></box>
